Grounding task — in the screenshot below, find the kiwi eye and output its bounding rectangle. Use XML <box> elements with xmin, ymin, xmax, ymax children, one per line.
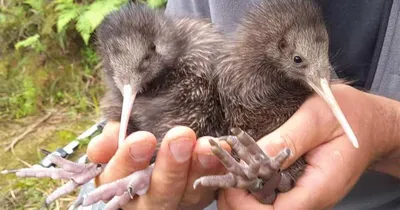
<box><xmin>293</xmin><ymin>56</ymin><xmax>303</xmax><ymax>63</ymax></box>
<box><xmin>150</xmin><ymin>43</ymin><xmax>156</xmax><ymax>51</ymax></box>
<box><xmin>143</xmin><ymin>54</ymin><xmax>151</xmax><ymax>61</ymax></box>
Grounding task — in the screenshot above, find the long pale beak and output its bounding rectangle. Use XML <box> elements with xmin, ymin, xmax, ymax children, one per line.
<box><xmin>118</xmin><ymin>84</ymin><xmax>138</xmax><ymax>146</ymax></box>
<box><xmin>307</xmin><ymin>78</ymin><xmax>359</xmax><ymax>148</ymax></box>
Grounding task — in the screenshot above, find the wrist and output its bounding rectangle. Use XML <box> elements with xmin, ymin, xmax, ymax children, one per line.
<box><xmin>331</xmin><ymin>84</ymin><xmax>399</xmax><ymax>161</ymax></box>
<box><xmin>363</xmin><ymin>91</ymin><xmax>400</xmax><ymax>177</ymax></box>
<box><xmin>366</xmin><ymin>92</ymin><xmax>400</xmax><ymax>157</ymax></box>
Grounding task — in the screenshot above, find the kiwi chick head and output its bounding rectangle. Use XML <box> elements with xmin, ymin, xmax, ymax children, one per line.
<box><xmin>97</xmin><ymin>3</ymin><xmax>181</xmax><ymax>93</ymax></box>
<box><xmin>232</xmin><ymin>0</ymin><xmax>359</xmax><ymax>148</ymax></box>
<box><xmin>96</xmin><ymin>2</ymin><xmax>182</xmax><ymax>145</ymax></box>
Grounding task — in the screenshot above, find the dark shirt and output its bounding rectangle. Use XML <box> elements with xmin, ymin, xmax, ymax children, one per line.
<box><xmin>320</xmin><ymin>0</ymin><xmax>393</xmax><ymax>90</ymax></box>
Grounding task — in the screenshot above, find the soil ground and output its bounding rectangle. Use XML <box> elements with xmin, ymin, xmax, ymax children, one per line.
<box><xmin>0</xmin><ymin>109</ymin><xmax>100</xmax><ymax>209</ymax></box>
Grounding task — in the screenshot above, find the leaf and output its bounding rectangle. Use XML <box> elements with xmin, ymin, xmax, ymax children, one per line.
<box><xmin>42</xmin><ymin>13</ymin><xmax>58</xmax><ymax>35</ymax></box>
<box><xmin>56</xmin><ymin>5</ymin><xmax>79</xmax><ymax>33</ymax></box>
<box><xmin>54</xmin><ymin>0</ymin><xmax>75</xmax><ymax>11</ymax></box>
<box><xmin>0</xmin><ymin>14</ymin><xmax>6</xmax><ymax>24</ymax></box>
<box><xmin>147</xmin><ymin>0</ymin><xmax>167</xmax><ymax>8</ymax></box>
<box><xmin>14</xmin><ymin>34</ymin><xmax>40</xmax><ymax>50</ymax></box>
<box><xmin>55</xmin><ymin>0</ymin><xmax>83</xmax><ymax>33</ymax></box>
<box><xmin>23</xmin><ymin>0</ymin><xmax>44</xmax><ymax>12</ymax></box>
<box><xmin>76</xmin><ymin>0</ymin><xmax>129</xmax><ymax>45</ymax></box>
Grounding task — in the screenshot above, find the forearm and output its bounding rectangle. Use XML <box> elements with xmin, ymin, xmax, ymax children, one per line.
<box><xmin>364</xmin><ymin>90</ymin><xmax>400</xmax><ymax>177</ymax></box>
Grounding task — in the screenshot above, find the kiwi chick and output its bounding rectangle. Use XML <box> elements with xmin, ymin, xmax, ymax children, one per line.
<box><xmin>194</xmin><ymin>0</ymin><xmax>358</xmax><ymax>204</ymax></box>
<box><xmin>97</xmin><ymin>2</ymin><xmax>226</xmax><ymax>142</ymax></box>
<box><xmin>1</xmin><ymin>3</ymin><xmax>227</xmax><ymax>209</ymax></box>
<box><xmin>3</xmin><ymin>0</ymin><xmax>359</xmax><ymax>207</ymax></box>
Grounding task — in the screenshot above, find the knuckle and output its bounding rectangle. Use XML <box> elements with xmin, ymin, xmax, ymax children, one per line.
<box><xmin>279</xmin><ymin>131</ymin><xmax>297</xmax><ymax>159</ymax></box>
<box><xmin>180</xmin><ymin>193</ymin><xmax>202</xmax><ymax>208</ymax></box>
<box><xmin>151</xmin><ymin>170</ymin><xmax>186</xmax><ymax>197</ymax></box>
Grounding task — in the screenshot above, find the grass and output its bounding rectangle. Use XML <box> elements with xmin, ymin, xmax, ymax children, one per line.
<box><xmin>0</xmin><ymin>45</ymin><xmax>104</xmax><ymax>119</ymax></box>
<box><xmin>0</xmin><ymin>112</ymin><xmax>100</xmax><ymax>209</ymax></box>
<box><xmin>0</xmin><ymin>1</ymin><xmax>168</xmax><ymax>209</ymax></box>
<box><xmin>0</xmin><ymin>41</ymin><xmax>105</xmax><ymax>209</ymax></box>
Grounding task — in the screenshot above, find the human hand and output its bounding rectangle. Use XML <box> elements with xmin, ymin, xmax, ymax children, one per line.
<box><xmin>218</xmin><ymin>84</ymin><xmax>400</xmax><ymax>210</ymax></box>
<box><xmin>87</xmin><ymin>123</ymin><xmax>229</xmax><ymax>210</ymax></box>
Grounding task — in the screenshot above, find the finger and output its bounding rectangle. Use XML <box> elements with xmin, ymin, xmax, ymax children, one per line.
<box><xmin>96</xmin><ymin>131</ymin><xmax>157</xmax><ymax>186</ymax></box>
<box><xmin>180</xmin><ymin>136</ymin><xmax>231</xmax><ymax>208</ymax></box>
<box><xmin>143</xmin><ymin>126</ymin><xmax>196</xmax><ymax>209</ymax></box>
<box><xmin>218</xmin><ymin>188</ymin><xmax>272</xmax><ymax>210</ymax></box>
<box><xmin>87</xmin><ymin>121</ymin><xmax>120</xmax><ymax>163</ymax></box>
<box><xmin>273</xmin><ymin>136</ymin><xmax>369</xmax><ymax>210</ymax></box>
<box><xmin>258</xmin><ymin>84</ymin><xmax>360</xmax><ymax>169</ymax></box>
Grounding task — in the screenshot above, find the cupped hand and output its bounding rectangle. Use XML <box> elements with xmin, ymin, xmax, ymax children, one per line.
<box><xmin>87</xmin><ymin>123</ymin><xmax>229</xmax><ymax>210</ymax></box>
<box><xmin>218</xmin><ymin>84</ymin><xmax>400</xmax><ymax>210</ymax></box>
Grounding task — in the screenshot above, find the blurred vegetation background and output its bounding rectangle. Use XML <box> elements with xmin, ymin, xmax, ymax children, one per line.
<box><xmin>0</xmin><ymin>0</ymin><xmax>166</xmax><ymax>209</ymax></box>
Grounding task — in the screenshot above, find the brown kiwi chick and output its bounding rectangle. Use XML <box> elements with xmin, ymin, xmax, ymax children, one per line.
<box><xmin>98</xmin><ymin>2</ymin><xmax>226</xmax><ymax>143</ymax></box>
<box><xmin>1</xmin><ymin>2</ymin><xmax>227</xmax><ymax>209</ymax></box>
<box><xmin>2</xmin><ymin>0</ymin><xmax>360</xmax><ymax>207</ymax></box>
<box><xmin>194</xmin><ymin>0</ymin><xmax>359</xmax><ymax>204</ymax></box>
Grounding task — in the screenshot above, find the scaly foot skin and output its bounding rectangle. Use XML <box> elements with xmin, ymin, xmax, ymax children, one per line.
<box><xmin>193</xmin><ymin>128</ymin><xmax>292</xmax><ymax>204</ymax></box>
<box><xmin>75</xmin><ymin>164</ymin><xmax>154</xmax><ymax>210</ymax></box>
<box><xmin>2</xmin><ymin>148</ymin><xmax>155</xmax><ymax>210</ymax></box>
<box><xmin>1</xmin><ymin>150</ymin><xmax>106</xmax><ymax>207</ymax></box>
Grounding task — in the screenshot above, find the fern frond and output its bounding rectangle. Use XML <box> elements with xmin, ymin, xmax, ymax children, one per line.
<box><xmin>56</xmin><ymin>6</ymin><xmax>80</xmax><ymax>33</ymax></box>
<box><xmin>76</xmin><ymin>0</ymin><xmax>129</xmax><ymax>45</ymax></box>
<box><xmin>23</xmin><ymin>0</ymin><xmax>44</xmax><ymax>12</ymax></box>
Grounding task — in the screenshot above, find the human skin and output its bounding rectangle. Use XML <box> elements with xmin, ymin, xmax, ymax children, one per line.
<box><xmin>87</xmin><ymin>125</ymin><xmax>230</xmax><ymax>210</ymax></box>
<box><xmin>87</xmin><ymin>84</ymin><xmax>400</xmax><ymax>210</ymax></box>
<box><xmin>218</xmin><ymin>84</ymin><xmax>400</xmax><ymax>210</ymax></box>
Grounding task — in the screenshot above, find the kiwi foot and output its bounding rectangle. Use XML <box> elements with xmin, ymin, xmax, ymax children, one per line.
<box><xmin>1</xmin><ymin>150</ymin><xmax>106</xmax><ymax>207</ymax></box>
<box><xmin>2</xmin><ymin>149</ymin><xmax>154</xmax><ymax>210</ymax></box>
<box><xmin>193</xmin><ymin>128</ymin><xmax>292</xmax><ymax>204</ymax></box>
<box><xmin>74</xmin><ymin>164</ymin><xmax>153</xmax><ymax>210</ymax></box>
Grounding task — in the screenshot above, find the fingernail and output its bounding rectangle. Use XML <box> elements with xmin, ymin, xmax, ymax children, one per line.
<box><xmin>169</xmin><ymin>139</ymin><xmax>194</xmax><ymax>163</ymax></box>
<box><xmin>129</xmin><ymin>140</ymin><xmax>154</xmax><ymax>162</ymax></box>
<box><xmin>198</xmin><ymin>154</ymin><xmax>220</xmax><ymax>169</ymax></box>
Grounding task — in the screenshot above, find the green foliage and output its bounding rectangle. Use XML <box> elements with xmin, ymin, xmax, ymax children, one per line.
<box><xmin>56</xmin><ymin>0</ymin><xmax>130</xmax><ymax>45</ymax></box>
<box><xmin>76</xmin><ymin>0</ymin><xmax>130</xmax><ymax>45</ymax></box>
<box><xmin>1</xmin><ymin>0</ymin><xmax>168</xmax><ymax>52</ymax></box>
<box><xmin>14</xmin><ymin>34</ymin><xmax>45</xmax><ymax>52</ymax></box>
<box><xmin>0</xmin><ymin>118</ymin><xmax>95</xmax><ymax>209</ymax></box>
<box><xmin>0</xmin><ymin>49</ymin><xmax>104</xmax><ymax>119</ymax></box>
<box><xmin>81</xmin><ymin>46</ymin><xmax>99</xmax><ymax>69</ymax></box>
<box><xmin>0</xmin><ymin>0</ymin><xmax>167</xmax><ymax>119</ymax></box>
<box><xmin>55</xmin><ymin>0</ymin><xmax>80</xmax><ymax>33</ymax></box>
<box><xmin>0</xmin><ymin>177</ymin><xmax>63</xmax><ymax>209</ymax></box>
<box><xmin>147</xmin><ymin>0</ymin><xmax>167</xmax><ymax>8</ymax></box>
<box><xmin>56</xmin><ymin>130</ymin><xmax>76</xmax><ymax>141</ymax></box>
<box><xmin>7</xmin><ymin>76</ymin><xmax>38</xmax><ymax>118</ymax></box>
<box><xmin>0</xmin><ymin>54</ymin><xmax>39</xmax><ymax>118</ymax></box>
<box><xmin>54</xmin><ymin>0</ymin><xmax>168</xmax><ymax>46</ymax></box>
<box><xmin>23</xmin><ymin>0</ymin><xmax>44</xmax><ymax>11</ymax></box>
<box><xmin>78</xmin><ymin>128</ymin><xmax>102</xmax><ymax>148</ymax></box>
<box><xmin>0</xmin><ymin>1</ymin><xmax>166</xmax><ymax>207</ymax></box>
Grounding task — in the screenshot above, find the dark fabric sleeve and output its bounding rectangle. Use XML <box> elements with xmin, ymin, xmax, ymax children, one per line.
<box><xmin>320</xmin><ymin>0</ymin><xmax>393</xmax><ymax>90</ymax></box>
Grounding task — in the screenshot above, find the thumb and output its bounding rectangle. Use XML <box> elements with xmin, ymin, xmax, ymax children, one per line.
<box><xmin>257</xmin><ymin>85</ymin><xmax>355</xmax><ymax>169</ymax></box>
